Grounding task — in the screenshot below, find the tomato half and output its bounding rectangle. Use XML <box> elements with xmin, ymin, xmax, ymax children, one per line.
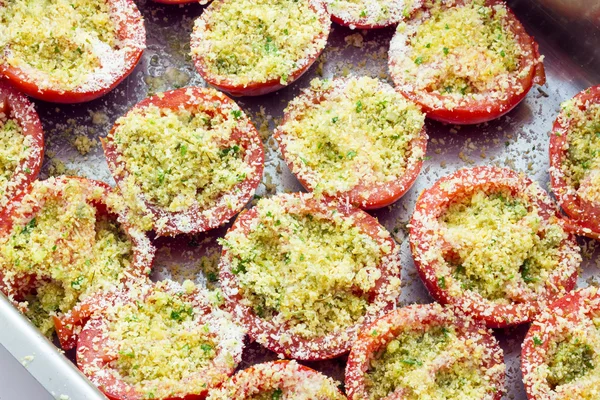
<box><xmin>549</xmin><ymin>85</ymin><xmax>600</xmax><ymax>240</ymax></box>
<box><xmin>76</xmin><ymin>281</ymin><xmax>245</xmax><ymax>400</ymax></box>
<box><xmin>102</xmin><ymin>87</ymin><xmax>264</xmax><ymax>237</ymax></box>
<box><xmin>522</xmin><ymin>287</ymin><xmax>600</xmax><ymax>400</ymax></box>
<box><xmin>0</xmin><ymin>176</ymin><xmax>156</xmax><ymax>350</ymax></box>
<box><xmin>0</xmin><ymin>0</ymin><xmax>145</xmax><ymax>103</ymax></box>
<box><xmin>206</xmin><ymin>360</ymin><xmax>346</xmax><ymax>399</ymax></box>
<box><xmin>345</xmin><ymin>303</ymin><xmax>505</xmax><ymax>400</ymax></box>
<box><xmin>327</xmin><ymin>0</ymin><xmax>420</xmax><ymax>30</ymax></box>
<box><xmin>409</xmin><ymin>166</ymin><xmax>580</xmax><ymax>328</ymax></box>
<box><xmin>388</xmin><ymin>0</ymin><xmax>545</xmax><ymax>124</ymax></box>
<box><xmin>0</xmin><ymin>80</ymin><xmax>44</xmax><ymax>213</ymax></box>
<box><xmin>219</xmin><ymin>192</ymin><xmax>402</xmax><ymax>361</ymax></box>
<box><xmin>190</xmin><ymin>0</ymin><xmax>331</xmax><ymax>97</ymax></box>
<box><xmin>274</xmin><ymin>77</ymin><xmax>428</xmax><ymax>210</ymax></box>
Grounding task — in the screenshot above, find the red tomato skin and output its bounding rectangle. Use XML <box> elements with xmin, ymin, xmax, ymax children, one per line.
<box><xmin>219</xmin><ymin>193</ymin><xmax>401</xmax><ymax>361</ymax></box>
<box><xmin>102</xmin><ymin>87</ymin><xmax>264</xmax><ymax>237</ymax></box>
<box><xmin>0</xmin><ymin>0</ymin><xmax>145</xmax><ymax>103</ymax></box>
<box><xmin>389</xmin><ymin>0</ymin><xmax>545</xmax><ymax>125</ymax></box>
<box><xmin>409</xmin><ymin>166</ymin><xmax>579</xmax><ymax>328</ymax></box>
<box><xmin>195</xmin><ymin>60</ymin><xmax>318</xmax><ymax>98</ymax></box>
<box><xmin>549</xmin><ymin>84</ymin><xmax>600</xmax><ymax>240</ymax></box>
<box><xmin>0</xmin><ymin>80</ymin><xmax>44</xmax><ymax>215</ymax></box>
<box><xmin>345</xmin><ymin>304</ymin><xmax>505</xmax><ymax>400</ymax></box>
<box><xmin>521</xmin><ymin>288</ymin><xmax>600</xmax><ymax>400</ymax></box>
<box><xmin>191</xmin><ymin>0</ymin><xmax>330</xmax><ymax>97</ymax></box>
<box><xmin>274</xmin><ymin>78</ymin><xmax>428</xmax><ymax>210</ymax></box>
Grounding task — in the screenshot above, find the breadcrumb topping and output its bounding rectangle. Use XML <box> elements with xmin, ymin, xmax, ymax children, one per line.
<box><xmin>79</xmin><ymin>280</ymin><xmax>245</xmax><ymax>399</ymax></box>
<box><xmin>222</xmin><ymin>195</ymin><xmax>388</xmax><ymax>339</ymax></box>
<box><xmin>113</xmin><ymin>107</ymin><xmax>250</xmax><ymax>216</ymax></box>
<box><xmin>441</xmin><ymin>189</ymin><xmax>564</xmax><ymax>303</ymax></box>
<box><xmin>0</xmin><ymin>116</ymin><xmax>32</xmax><ymax>204</ymax></box>
<box><xmin>367</xmin><ymin>325</ymin><xmax>496</xmax><ymax>399</ymax></box>
<box><xmin>326</xmin><ymin>0</ymin><xmax>415</xmax><ymax>28</ymax></box>
<box><xmin>191</xmin><ymin>0</ymin><xmax>329</xmax><ymax>87</ymax></box>
<box><xmin>275</xmin><ymin>77</ymin><xmax>425</xmax><ymax>204</ymax></box>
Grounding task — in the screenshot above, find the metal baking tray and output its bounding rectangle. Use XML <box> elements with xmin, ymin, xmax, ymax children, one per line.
<box><xmin>1</xmin><ymin>0</ymin><xmax>599</xmax><ymax>399</ymax></box>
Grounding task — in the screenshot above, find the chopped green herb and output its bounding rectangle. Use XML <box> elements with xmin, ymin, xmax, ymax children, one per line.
<box><xmin>71</xmin><ymin>275</ymin><xmax>85</xmax><ymax>289</ymax></box>
<box><xmin>355</xmin><ymin>100</ymin><xmax>363</xmax><ymax>113</ymax></box>
<box><xmin>200</xmin><ymin>343</ymin><xmax>213</xmax><ymax>352</ymax></box>
<box><xmin>21</xmin><ymin>218</ymin><xmax>36</xmax><ymax>235</ymax></box>
<box><xmin>438</xmin><ymin>275</ymin><xmax>446</xmax><ymax>289</ymax></box>
<box><xmin>401</xmin><ymin>358</ymin><xmax>423</xmax><ymax>366</ymax></box>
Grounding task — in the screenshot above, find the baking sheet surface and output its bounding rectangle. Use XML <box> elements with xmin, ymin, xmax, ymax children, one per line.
<box><xmin>3</xmin><ymin>0</ymin><xmax>600</xmax><ymax>399</ymax></box>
